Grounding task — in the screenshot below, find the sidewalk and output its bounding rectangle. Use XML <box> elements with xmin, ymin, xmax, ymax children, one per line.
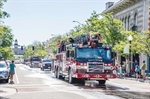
<box><xmin>0</xmin><ymin>87</ymin><xmax>16</xmax><ymax>97</ymax></box>
<box><xmin>117</xmin><ymin>76</ymin><xmax>150</xmax><ymax>83</ymax></box>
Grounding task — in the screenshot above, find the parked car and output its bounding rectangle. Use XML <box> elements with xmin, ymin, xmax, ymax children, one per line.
<box><xmin>0</xmin><ymin>61</ymin><xmax>10</xmax><ymax>83</ymax></box>
<box><xmin>15</xmin><ymin>60</ymin><xmax>21</xmax><ymax>64</ymax></box>
<box><xmin>41</xmin><ymin>59</ymin><xmax>52</xmax><ymax>71</ymax></box>
<box><xmin>24</xmin><ymin>58</ymin><xmax>30</xmax><ymax>65</ymax></box>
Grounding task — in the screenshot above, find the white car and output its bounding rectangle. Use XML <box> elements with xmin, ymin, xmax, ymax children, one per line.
<box><xmin>0</xmin><ymin>61</ymin><xmax>10</xmax><ymax>83</ymax></box>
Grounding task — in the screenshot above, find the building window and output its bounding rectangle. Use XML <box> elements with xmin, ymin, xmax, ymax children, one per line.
<box><xmin>128</xmin><ymin>16</ymin><xmax>130</xmax><ymax>30</ymax></box>
<box><xmin>122</xmin><ymin>18</ymin><xmax>125</xmax><ymax>28</ymax></box>
<box><xmin>134</xmin><ymin>13</ymin><xmax>138</xmax><ymax>26</ymax></box>
<box><xmin>125</xmin><ymin>17</ymin><xmax>128</xmax><ymax>30</ymax></box>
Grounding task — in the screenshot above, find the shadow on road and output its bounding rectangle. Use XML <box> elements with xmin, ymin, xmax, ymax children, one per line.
<box><xmin>0</xmin><ymin>96</ymin><xmax>10</xmax><ymax>99</ymax></box>
<box><xmin>105</xmin><ymin>91</ymin><xmax>150</xmax><ymax>99</ymax></box>
<box><xmin>0</xmin><ymin>80</ymin><xmax>7</xmax><ymax>84</ymax></box>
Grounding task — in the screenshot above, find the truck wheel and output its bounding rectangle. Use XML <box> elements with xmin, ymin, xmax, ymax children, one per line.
<box><xmin>55</xmin><ymin>67</ymin><xmax>60</xmax><ymax>79</ymax></box>
<box><xmin>68</xmin><ymin>69</ymin><xmax>75</xmax><ymax>84</ymax></box>
<box><xmin>56</xmin><ymin>68</ymin><xmax>60</xmax><ymax>79</ymax></box>
<box><xmin>98</xmin><ymin>80</ymin><xmax>106</xmax><ymax>85</ymax></box>
<box><xmin>54</xmin><ymin>68</ymin><xmax>57</xmax><ymax>78</ymax></box>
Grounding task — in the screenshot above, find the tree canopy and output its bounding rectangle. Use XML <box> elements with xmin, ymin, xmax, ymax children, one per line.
<box><xmin>0</xmin><ymin>0</ymin><xmax>14</xmax><ymax>59</ymax></box>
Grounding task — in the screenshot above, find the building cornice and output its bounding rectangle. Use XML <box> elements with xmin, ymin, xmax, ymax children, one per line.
<box><xmin>101</xmin><ymin>0</ymin><xmax>140</xmax><ymax>14</ymax></box>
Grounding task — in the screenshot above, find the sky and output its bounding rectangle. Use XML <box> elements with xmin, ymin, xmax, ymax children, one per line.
<box><xmin>3</xmin><ymin>0</ymin><xmax>119</xmax><ymax>46</ymax></box>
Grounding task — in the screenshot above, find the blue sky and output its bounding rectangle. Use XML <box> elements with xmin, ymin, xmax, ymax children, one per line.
<box><xmin>3</xmin><ymin>0</ymin><xmax>119</xmax><ymax>46</ymax></box>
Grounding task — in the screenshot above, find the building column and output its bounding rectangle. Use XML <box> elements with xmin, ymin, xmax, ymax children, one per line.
<box><xmin>148</xmin><ymin>0</ymin><xmax>150</xmax><ymax>72</ymax></box>
<box><xmin>140</xmin><ymin>54</ymin><xmax>147</xmax><ymax>67</ymax></box>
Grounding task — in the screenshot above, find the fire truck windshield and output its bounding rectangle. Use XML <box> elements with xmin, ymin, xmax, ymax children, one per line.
<box><xmin>76</xmin><ymin>48</ymin><xmax>112</xmax><ymax>60</ymax></box>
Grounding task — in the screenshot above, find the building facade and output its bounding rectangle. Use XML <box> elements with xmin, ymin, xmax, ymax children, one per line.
<box><xmin>102</xmin><ymin>0</ymin><xmax>150</xmax><ymax>72</ymax></box>
<box><xmin>12</xmin><ymin>39</ymin><xmax>25</xmax><ymax>58</ymax></box>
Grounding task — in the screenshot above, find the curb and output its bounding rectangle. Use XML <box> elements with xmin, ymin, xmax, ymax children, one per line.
<box><xmin>0</xmin><ymin>87</ymin><xmax>17</xmax><ymax>97</ymax></box>
<box><xmin>116</xmin><ymin>77</ymin><xmax>150</xmax><ymax>83</ymax></box>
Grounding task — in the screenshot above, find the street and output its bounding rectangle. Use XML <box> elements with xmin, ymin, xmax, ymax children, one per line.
<box><xmin>0</xmin><ymin>64</ymin><xmax>149</xmax><ymax>99</ymax></box>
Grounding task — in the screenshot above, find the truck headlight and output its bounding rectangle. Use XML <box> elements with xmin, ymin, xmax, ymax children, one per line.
<box><xmin>77</xmin><ymin>66</ymin><xmax>87</xmax><ymax>69</ymax></box>
<box><xmin>112</xmin><ymin>70</ymin><xmax>116</xmax><ymax>74</ymax></box>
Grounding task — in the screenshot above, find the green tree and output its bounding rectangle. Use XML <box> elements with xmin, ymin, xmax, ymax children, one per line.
<box><xmin>100</xmin><ymin>13</ymin><xmax>124</xmax><ymax>46</ymax></box>
<box><xmin>134</xmin><ymin>31</ymin><xmax>150</xmax><ymax>57</ymax></box>
<box><xmin>0</xmin><ymin>46</ymin><xmax>14</xmax><ymax>60</ymax></box>
<box><xmin>23</xmin><ymin>45</ymin><xmax>34</xmax><ymax>58</ymax></box>
<box><xmin>0</xmin><ymin>26</ymin><xmax>13</xmax><ymax>47</ymax></box>
<box><xmin>0</xmin><ymin>0</ymin><xmax>14</xmax><ymax>59</ymax></box>
<box><xmin>113</xmin><ymin>31</ymin><xmax>145</xmax><ymax>57</ymax></box>
<box><xmin>24</xmin><ymin>41</ymin><xmax>48</xmax><ymax>58</ymax></box>
<box><xmin>0</xmin><ymin>0</ymin><xmax>10</xmax><ymax>20</ymax></box>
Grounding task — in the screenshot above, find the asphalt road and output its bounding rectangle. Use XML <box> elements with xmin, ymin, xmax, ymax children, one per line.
<box><xmin>0</xmin><ymin>64</ymin><xmax>150</xmax><ymax>99</ymax></box>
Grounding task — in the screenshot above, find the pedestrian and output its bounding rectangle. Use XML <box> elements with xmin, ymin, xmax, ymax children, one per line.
<box><xmin>9</xmin><ymin>60</ymin><xmax>16</xmax><ymax>84</ymax></box>
<box><xmin>119</xmin><ymin>63</ymin><xmax>123</xmax><ymax>78</ymax></box>
<box><xmin>141</xmin><ymin>61</ymin><xmax>146</xmax><ymax>81</ymax></box>
<box><xmin>135</xmin><ymin>65</ymin><xmax>140</xmax><ymax>80</ymax></box>
<box><xmin>133</xmin><ymin>59</ymin><xmax>138</xmax><ymax>77</ymax></box>
<box><xmin>114</xmin><ymin>64</ymin><xmax>119</xmax><ymax>76</ymax></box>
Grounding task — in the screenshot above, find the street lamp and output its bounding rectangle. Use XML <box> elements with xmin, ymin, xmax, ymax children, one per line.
<box><xmin>73</xmin><ymin>21</ymin><xmax>84</xmax><ymax>26</ymax></box>
<box><xmin>0</xmin><ymin>38</ymin><xmax>3</xmax><ymax>58</ymax></box>
<box><xmin>128</xmin><ymin>35</ymin><xmax>133</xmax><ymax>76</ymax></box>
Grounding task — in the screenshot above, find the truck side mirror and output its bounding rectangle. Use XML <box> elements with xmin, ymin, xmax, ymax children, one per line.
<box><xmin>71</xmin><ymin>51</ymin><xmax>74</xmax><ymax>57</ymax></box>
<box><xmin>66</xmin><ymin>50</ymin><xmax>69</xmax><ymax>58</ymax></box>
<box><xmin>111</xmin><ymin>52</ymin><xmax>116</xmax><ymax>58</ymax></box>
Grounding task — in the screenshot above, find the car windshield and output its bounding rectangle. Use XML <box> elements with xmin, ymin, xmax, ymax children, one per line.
<box><xmin>24</xmin><ymin>59</ymin><xmax>29</xmax><ymax>62</ymax></box>
<box><xmin>43</xmin><ymin>60</ymin><xmax>52</xmax><ymax>62</ymax></box>
<box><xmin>0</xmin><ymin>63</ymin><xmax>6</xmax><ymax>68</ymax></box>
<box><xmin>76</xmin><ymin>48</ymin><xmax>112</xmax><ymax>60</ymax></box>
<box><xmin>31</xmin><ymin>58</ymin><xmax>41</xmax><ymax>61</ymax></box>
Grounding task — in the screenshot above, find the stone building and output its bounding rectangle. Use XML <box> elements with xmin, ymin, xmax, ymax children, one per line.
<box><xmin>102</xmin><ymin>0</ymin><xmax>150</xmax><ymax>72</ymax></box>
<box><xmin>12</xmin><ymin>39</ymin><xmax>25</xmax><ymax>56</ymax></box>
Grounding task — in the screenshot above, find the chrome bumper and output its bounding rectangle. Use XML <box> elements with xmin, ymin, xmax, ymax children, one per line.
<box><xmin>0</xmin><ymin>74</ymin><xmax>9</xmax><ymax>80</ymax></box>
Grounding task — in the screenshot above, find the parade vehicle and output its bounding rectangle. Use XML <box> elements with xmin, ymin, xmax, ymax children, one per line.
<box><xmin>29</xmin><ymin>56</ymin><xmax>42</xmax><ymax>68</ymax></box>
<box><xmin>41</xmin><ymin>59</ymin><xmax>52</xmax><ymax>71</ymax></box>
<box><xmin>54</xmin><ymin>33</ymin><xmax>116</xmax><ymax>85</ymax></box>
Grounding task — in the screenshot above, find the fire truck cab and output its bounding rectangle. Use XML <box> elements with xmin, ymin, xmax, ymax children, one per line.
<box><xmin>54</xmin><ymin>34</ymin><xmax>116</xmax><ymax>85</ymax></box>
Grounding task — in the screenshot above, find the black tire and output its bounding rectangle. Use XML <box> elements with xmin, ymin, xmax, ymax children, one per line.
<box><xmin>98</xmin><ymin>80</ymin><xmax>106</xmax><ymax>85</ymax></box>
<box><xmin>56</xmin><ymin>68</ymin><xmax>60</xmax><ymax>79</ymax></box>
<box><xmin>55</xmin><ymin>67</ymin><xmax>60</xmax><ymax>79</ymax></box>
<box><xmin>68</xmin><ymin>69</ymin><xmax>75</xmax><ymax>84</ymax></box>
<box><xmin>54</xmin><ymin>68</ymin><xmax>57</xmax><ymax>78</ymax></box>
<box><xmin>5</xmin><ymin>78</ymin><xmax>9</xmax><ymax>83</ymax></box>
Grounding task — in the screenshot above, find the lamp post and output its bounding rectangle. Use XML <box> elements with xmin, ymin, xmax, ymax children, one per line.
<box><xmin>73</xmin><ymin>21</ymin><xmax>84</xmax><ymax>26</ymax></box>
<box><xmin>0</xmin><ymin>38</ymin><xmax>3</xmax><ymax>58</ymax></box>
<box><xmin>128</xmin><ymin>35</ymin><xmax>133</xmax><ymax>76</ymax></box>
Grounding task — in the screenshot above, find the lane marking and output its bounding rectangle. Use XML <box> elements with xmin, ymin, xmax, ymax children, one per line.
<box><xmin>15</xmin><ymin>68</ymin><xmax>19</xmax><ymax>84</ymax></box>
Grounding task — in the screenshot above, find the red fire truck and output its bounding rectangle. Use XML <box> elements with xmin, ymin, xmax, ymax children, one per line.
<box><xmin>54</xmin><ymin>34</ymin><xmax>116</xmax><ymax>85</ymax></box>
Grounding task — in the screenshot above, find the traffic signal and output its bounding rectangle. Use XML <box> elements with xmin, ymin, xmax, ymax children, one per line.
<box><xmin>32</xmin><ymin>46</ymin><xmax>34</xmax><ymax>50</ymax></box>
<box><xmin>21</xmin><ymin>46</ymin><xmax>23</xmax><ymax>50</ymax></box>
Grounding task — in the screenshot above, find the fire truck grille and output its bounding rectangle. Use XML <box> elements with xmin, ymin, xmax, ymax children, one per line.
<box><xmin>88</xmin><ymin>62</ymin><xmax>104</xmax><ymax>72</ymax></box>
